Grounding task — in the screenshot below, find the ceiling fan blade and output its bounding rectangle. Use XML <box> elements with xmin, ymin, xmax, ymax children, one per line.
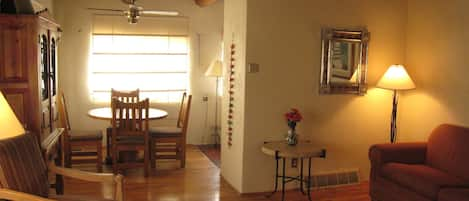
<box><xmin>141</xmin><ymin>10</ymin><xmax>179</xmax><ymax>16</ymax></box>
<box><xmin>87</xmin><ymin>8</ymin><xmax>125</xmax><ymax>12</ymax></box>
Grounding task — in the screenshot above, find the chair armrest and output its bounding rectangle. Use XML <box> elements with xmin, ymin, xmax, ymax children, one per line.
<box><xmin>0</xmin><ymin>188</ymin><xmax>56</xmax><ymax>201</ymax></box>
<box><xmin>48</xmin><ymin>162</ymin><xmax>124</xmax><ymax>201</ymax></box>
<box><xmin>369</xmin><ymin>143</ymin><xmax>427</xmax><ymax>180</ymax></box>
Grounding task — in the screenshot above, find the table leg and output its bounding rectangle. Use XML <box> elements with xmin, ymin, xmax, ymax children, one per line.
<box><xmin>300</xmin><ymin>158</ymin><xmax>305</xmax><ymax>194</ymax></box>
<box><xmin>307</xmin><ymin>157</ymin><xmax>312</xmax><ymax>201</ymax></box>
<box><xmin>281</xmin><ymin>157</ymin><xmax>286</xmax><ymax>201</ymax></box>
<box><xmin>267</xmin><ymin>151</ymin><xmax>279</xmax><ymax>198</ymax></box>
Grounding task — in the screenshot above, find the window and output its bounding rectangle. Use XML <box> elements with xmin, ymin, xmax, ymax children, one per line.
<box><xmin>89</xmin><ymin>34</ymin><xmax>189</xmax><ymax>103</ymax></box>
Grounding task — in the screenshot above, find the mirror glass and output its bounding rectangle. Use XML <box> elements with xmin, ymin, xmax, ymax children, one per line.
<box><xmin>320</xmin><ymin>28</ymin><xmax>370</xmax><ymax>95</ymax></box>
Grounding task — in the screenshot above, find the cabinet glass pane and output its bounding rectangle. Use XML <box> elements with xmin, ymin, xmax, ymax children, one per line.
<box><xmin>50</xmin><ymin>38</ymin><xmax>57</xmax><ymax>96</ymax></box>
<box><xmin>40</xmin><ymin>34</ymin><xmax>49</xmax><ymax>101</ymax></box>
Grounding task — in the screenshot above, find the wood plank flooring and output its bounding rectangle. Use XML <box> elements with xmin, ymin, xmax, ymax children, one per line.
<box><xmin>56</xmin><ymin>145</ymin><xmax>370</xmax><ymax>201</ymax></box>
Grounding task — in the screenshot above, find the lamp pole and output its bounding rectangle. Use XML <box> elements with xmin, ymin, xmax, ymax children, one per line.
<box><xmin>390</xmin><ymin>90</ymin><xmax>398</xmax><ymax>143</ymax></box>
<box><xmin>214</xmin><ymin>76</ymin><xmax>220</xmax><ymax>145</ymax></box>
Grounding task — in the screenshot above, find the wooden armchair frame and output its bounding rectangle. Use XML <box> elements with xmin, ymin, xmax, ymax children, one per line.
<box><xmin>0</xmin><ymin>130</ymin><xmax>124</xmax><ymax>201</ymax></box>
<box><xmin>0</xmin><ymin>163</ymin><xmax>124</xmax><ymax>201</ymax></box>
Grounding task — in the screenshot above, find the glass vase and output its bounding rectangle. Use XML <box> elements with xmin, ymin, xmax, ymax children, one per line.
<box><xmin>286</xmin><ymin>129</ymin><xmax>298</xmax><ymax>146</ymax></box>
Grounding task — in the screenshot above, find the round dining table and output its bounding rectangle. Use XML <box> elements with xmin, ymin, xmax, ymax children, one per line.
<box><xmin>87</xmin><ymin>107</ymin><xmax>168</xmax><ymax>120</ymax></box>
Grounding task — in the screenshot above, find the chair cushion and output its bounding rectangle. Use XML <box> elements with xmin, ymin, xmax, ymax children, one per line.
<box><xmin>0</xmin><ymin>134</ymin><xmax>49</xmax><ymax>197</ymax></box>
<box><xmin>69</xmin><ymin>130</ymin><xmax>103</xmax><ymax>141</ymax></box>
<box><xmin>438</xmin><ymin>188</ymin><xmax>469</xmax><ymax>201</ymax></box>
<box><xmin>381</xmin><ymin>162</ymin><xmax>469</xmax><ymax>199</ymax></box>
<box><xmin>426</xmin><ymin>124</ymin><xmax>469</xmax><ymax>180</ymax></box>
<box><xmin>149</xmin><ymin>126</ymin><xmax>182</xmax><ymax>137</ymax></box>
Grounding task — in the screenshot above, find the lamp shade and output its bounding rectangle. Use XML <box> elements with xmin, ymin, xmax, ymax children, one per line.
<box><xmin>377</xmin><ymin>64</ymin><xmax>416</xmax><ymax>90</ymax></box>
<box><xmin>0</xmin><ymin>92</ymin><xmax>25</xmax><ymax>140</ymax></box>
<box><xmin>205</xmin><ymin>60</ymin><xmax>223</xmax><ymax>77</ymax></box>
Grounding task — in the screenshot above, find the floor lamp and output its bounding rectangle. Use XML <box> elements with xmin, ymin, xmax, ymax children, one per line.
<box><xmin>376</xmin><ymin>64</ymin><xmax>416</xmax><ymax>143</ymax></box>
<box><xmin>0</xmin><ymin>91</ymin><xmax>25</xmax><ymax>140</ymax></box>
<box><xmin>205</xmin><ymin>60</ymin><xmax>223</xmax><ymax>145</ymax></box>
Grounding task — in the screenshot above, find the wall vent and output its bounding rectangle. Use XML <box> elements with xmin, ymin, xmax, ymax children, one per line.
<box><xmin>305</xmin><ymin>168</ymin><xmax>360</xmax><ymax>189</ymax></box>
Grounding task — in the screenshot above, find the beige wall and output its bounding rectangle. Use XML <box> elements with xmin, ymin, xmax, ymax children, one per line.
<box><xmin>53</xmin><ymin>0</ymin><xmax>223</xmax><ymax>145</ymax></box>
<box><xmin>238</xmin><ymin>0</ymin><xmax>408</xmax><ymax>193</ymax></box>
<box><xmin>220</xmin><ymin>0</ymin><xmax>247</xmax><ymax>193</ymax></box>
<box><xmin>400</xmin><ymin>0</ymin><xmax>469</xmax><ymax>140</ymax></box>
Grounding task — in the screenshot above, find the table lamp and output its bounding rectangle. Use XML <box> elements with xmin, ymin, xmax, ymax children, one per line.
<box><xmin>376</xmin><ymin>64</ymin><xmax>416</xmax><ymax>143</ymax></box>
<box><xmin>205</xmin><ymin>60</ymin><xmax>223</xmax><ymax>145</ymax></box>
<box><xmin>0</xmin><ymin>91</ymin><xmax>25</xmax><ymax>140</ymax></box>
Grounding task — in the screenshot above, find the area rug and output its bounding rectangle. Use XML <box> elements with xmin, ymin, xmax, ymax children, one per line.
<box><xmin>197</xmin><ymin>145</ymin><xmax>220</xmax><ymax>168</ymax></box>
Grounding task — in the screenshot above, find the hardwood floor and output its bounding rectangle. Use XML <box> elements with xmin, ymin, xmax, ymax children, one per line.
<box><xmin>56</xmin><ymin>145</ymin><xmax>370</xmax><ymax>201</ymax></box>
<box><xmin>197</xmin><ymin>144</ymin><xmax>221</xmax><ymax>167</ymax></box>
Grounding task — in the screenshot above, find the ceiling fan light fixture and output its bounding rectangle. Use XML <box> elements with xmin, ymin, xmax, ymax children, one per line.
<box><xmin>125</xmin><ymin>7</ymin><xmax>140</xmax><ymax>24</ymax></box>
<box><xmin>128</xmin><ymin>17</ymin><xmax>138</xmax><ymax>24</ymax></box>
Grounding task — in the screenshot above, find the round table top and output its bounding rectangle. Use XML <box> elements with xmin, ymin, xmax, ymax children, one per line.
<box><xmin>262</xmin><ymin>141</ymin><xmax>326</xmax><ymax>158</ymax></box>
<box><xmin>87</xmin><ymin>107</ymin><xmax>168</xmax><ymax>120</ymax></box>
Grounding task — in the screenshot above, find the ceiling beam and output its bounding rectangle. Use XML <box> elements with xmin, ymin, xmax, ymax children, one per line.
<box><xmin>194</xmin><ymin>0</ymin><xmax>217</xmax><ymax>7</ymax></box>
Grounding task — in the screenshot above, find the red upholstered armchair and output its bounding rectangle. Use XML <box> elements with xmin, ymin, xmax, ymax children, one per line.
<box><xmin>369</xmin><ymin>124</ymin><xmax>469</xmax><ymax>201</ymax></box>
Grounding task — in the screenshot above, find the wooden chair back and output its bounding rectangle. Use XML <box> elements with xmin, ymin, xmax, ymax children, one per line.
<box><xmin>111</xmin><ymin>98</ymin><xmax>149</xmax><ymax>137</ymax></box>
<box><xmin>57</xmin><ymin>91</ymin><xmax>71</xmax><ymax>131</ymax></box>
<box><xmin>111</xmin><ymin>88</ymin><xmax>139</xmax><ymax>103</ymax></box>
<box><xmin>177</xmin><ymin>92</ymin><xmax>191</xmax><ymax>129</ymax></box>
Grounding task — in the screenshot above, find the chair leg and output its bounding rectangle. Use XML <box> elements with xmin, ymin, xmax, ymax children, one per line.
<box><xmin>112</xmin><ymin>147</ymin><xmax>118</xmax><ymax>175</ymax></box>
<box><xmin>65</xmin><ymin>144</ymin><xmax>72</xmax><ymax>168</ymax></box>
<box><xmin>150</xmin><ymin>138</ymin><xmax>155</xmax><ymax>169</ymax></box>
<box><xmin>97</xmin><ymin>140</ymin><xmax>103</xmax><ymax>173</ymax></box>
<box><xmin>180</xmin><ymin>143</ymin><xmax>186</xmax><ymax>168</ymax></box>
<box><xmin>106</xmin><ymin>130</ymin><xmax>111</xmax><ymax>164</ymax></box>
<box><xmin>144</xmin><ymin>141</ymin><xmax>149</xmax><ymax>177</ymax></box>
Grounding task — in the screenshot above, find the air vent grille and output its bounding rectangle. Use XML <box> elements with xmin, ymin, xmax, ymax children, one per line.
<box><xmin>306</xmin><ymin>169</ymin><xmax>360</xmax><ymax>189</ymax></box>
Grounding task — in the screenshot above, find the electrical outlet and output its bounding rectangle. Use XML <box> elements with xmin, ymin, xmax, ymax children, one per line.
<box><xmin>291</xmin><ymin>158</ymin><xmax>298</xmax><ymax>168</ymax></box>
<box><xmin>248</xmin><ymin>63</ymin><xmax>260</xmax><ymax>73</ymax></box>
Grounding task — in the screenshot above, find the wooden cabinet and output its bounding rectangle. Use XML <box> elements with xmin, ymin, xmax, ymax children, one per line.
<box><xmin>0</xmin><ymin>14</ymin><xmax>60</xmax><ymax>142</ymax></box>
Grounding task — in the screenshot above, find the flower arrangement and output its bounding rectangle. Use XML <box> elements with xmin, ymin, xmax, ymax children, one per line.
<box><xmin>284</xmin><ymin>108</ymin><xmax>302</xmax><ymax>146</ymax></box>
<box><xmin>285</xmin><ymin>108</ymin><xmax>303</xmax><ymax>131</ymax></box>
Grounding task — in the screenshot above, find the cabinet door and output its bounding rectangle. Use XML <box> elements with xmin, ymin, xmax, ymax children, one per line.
<box><xmin>1</xmin><ymin>89</ymin><xmax>29</xmax><ymax>128</ymax></box>
<box><xmin>0</xmin><ymin>23</ymin><xmax>29</xmax><ymax>82</ymax></box>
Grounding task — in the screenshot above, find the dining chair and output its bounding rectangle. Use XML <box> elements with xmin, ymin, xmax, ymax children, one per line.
<box><xmin>111</xmin><ymin>88</ymin><xmax>140</xmax><ymax>103</ymax></box>
<box><xmin>111</xmin><ymin>98</ymin><xmax>150</xmax><ymax>177</ymax></box>
<box><xmin>0</xmin><ymin>134</ymin><xmax>124</xmax><ymax>201</ymax></box>
<box><xmin>149</xmin><ymin>92</ymin><xmax>192</xmax><ymax>168</ymax></box>
<box><xmin>106</xmin><ymin>89</ymin><xmax>140</xmax><ymax>163</ymax></box>
<box><xmin>57</xmin><ymin>91</ymin><xmax>103</xmax><ymax>172</ymax></box>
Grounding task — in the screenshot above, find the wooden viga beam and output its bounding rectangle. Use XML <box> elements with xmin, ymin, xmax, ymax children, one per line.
<box><xmin>194</xmin><ymin>0</ymin><xmax>217</xmax><ymax>7</ymax></box>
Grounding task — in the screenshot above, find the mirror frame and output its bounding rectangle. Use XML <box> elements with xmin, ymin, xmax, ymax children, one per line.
<box><xmin>319</xmin><ymin>27</ymin><xmax>370</xmax><ymax>95</ymax></box>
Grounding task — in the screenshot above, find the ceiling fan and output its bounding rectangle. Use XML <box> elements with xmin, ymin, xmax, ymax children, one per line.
<box><xmin>87</xmin><ymin>0</ymin><xmax>179</xmax><ymax>24</ymax></box>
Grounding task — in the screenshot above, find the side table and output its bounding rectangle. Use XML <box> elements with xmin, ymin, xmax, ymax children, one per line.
<box><xmin>262</xmin><ymin>141</ymin><xmax>326</xmax><ymax>201</ymax></box>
